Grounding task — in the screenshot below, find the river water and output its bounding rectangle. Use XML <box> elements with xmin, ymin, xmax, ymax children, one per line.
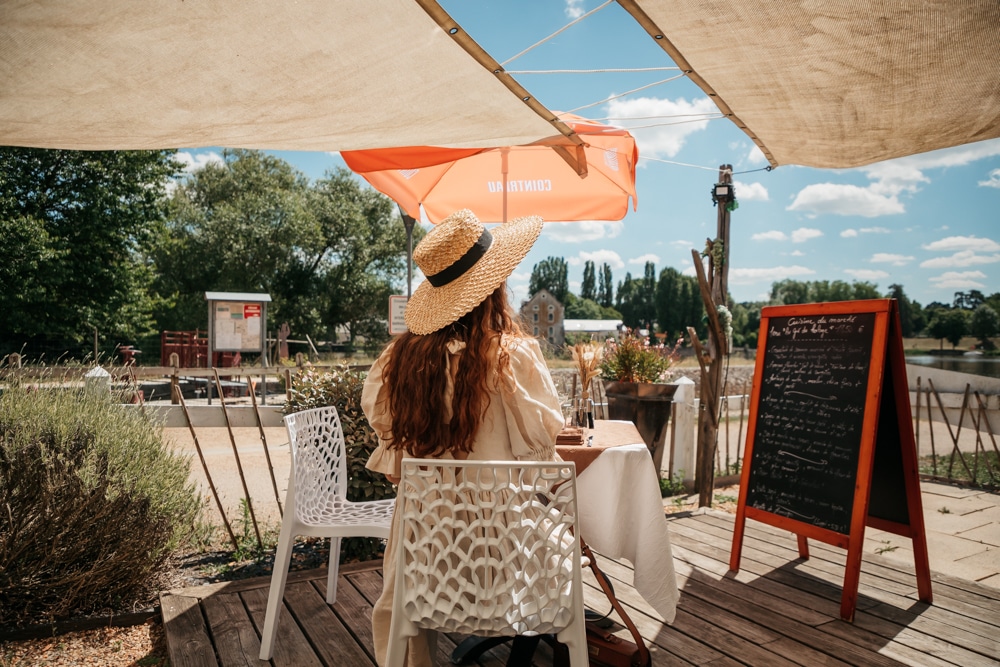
<box><xmin>906</xmin><ymin>355</ymin><xmax>1000</xmax><ymax>380</ymax></box>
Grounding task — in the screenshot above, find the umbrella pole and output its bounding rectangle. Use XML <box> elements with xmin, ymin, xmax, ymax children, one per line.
<box><xmin>501</xmin><ymin>148</ymin><xmax>509</xmax><ymax>223</ymax></box>
<box><xmin>399</xmin><ymin>205</ymin><xmax>416</xmax><ymax>297</ymax></box>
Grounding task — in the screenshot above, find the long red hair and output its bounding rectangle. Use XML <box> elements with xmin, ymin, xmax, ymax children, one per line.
<box><xmin>381</xmin><ymin>285</ymin><xmax>524</xmax><ymax>458</ymax></box>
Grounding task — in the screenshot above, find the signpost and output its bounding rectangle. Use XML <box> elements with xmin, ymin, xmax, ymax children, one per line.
<box><xmin>729</xmin><ymin>298</ymin><xmax>931</xmax><ymax>621</ymax></box>
<box><xmin>389</xmin><ymin>295</ymin><xmax>408</xmax><ymax>336</ymax></box>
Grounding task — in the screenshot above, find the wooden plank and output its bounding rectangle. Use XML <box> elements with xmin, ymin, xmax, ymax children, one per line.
<box><xmin>160</xmin><ymin>593</ymin><xmax>219</xmax><ymax>667</ymax></box>
<box><xmin>282</xmin><ymin>581</ymin><xmax>375</xmax><ymax>665</ymax></box>
<box><xmin>241</xmin><ymin>587</ymin><xmax>323</xmax><ymax>667</ymax></box>
<box><xmin>693</xmin><ymin>514</ymin><xmax>1000</xmax><ymax>640</ymax></box>
<box><xmin>315</xmin><ymin>573</ymin><xmax>378</xmax><ymax>662</ymax></box>
<box><xmin>580</xmin><ymin>578</ymin><xmax>705</xmax><ymax>665</ymax></box>
<box><xmin>818</xmin><ymin>619</ymin><xmax>984</xmax><ymax>667</ymax></box>
<box><xmin>597</xmin><ymin>553</ymin><xmax>906</xmax><ymax>667</ymax></box>
<box><xmin>201</xmin><ymin>592</ymin><xmax>262</xmax><ymax>667</ymax></box>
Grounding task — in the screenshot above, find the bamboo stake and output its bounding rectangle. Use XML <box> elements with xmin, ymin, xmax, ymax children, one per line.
<box><xmin>177</xmin><ymin>390</ymin><xmax>238</xmax><ymax>550</ymax></box>
<box><xmin>213</xmin><ymin>370</ymin><xmax>263</xmax><ymax>550</ymax></box>
<box><xmin>248</xmin><ymin>377</ymin><xmax>283</xmax><ymax>515</ymax></box>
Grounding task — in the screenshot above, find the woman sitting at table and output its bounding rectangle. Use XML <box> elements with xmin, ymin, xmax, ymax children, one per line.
<box><xmin>362</xmin><ymin>209</ymin><xmax>565</xmax><ymax>667</ymax></box>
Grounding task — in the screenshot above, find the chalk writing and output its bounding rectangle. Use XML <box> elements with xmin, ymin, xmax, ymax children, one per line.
<box><xmin>746</xmin><ymin>312</ymin><xmax>876</xmax><ymax>534</ymax></box>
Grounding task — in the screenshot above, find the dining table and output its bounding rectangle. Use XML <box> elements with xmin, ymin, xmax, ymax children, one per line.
<box><xmin>556</xmin><ymin>419</ymin><xmax>679</xmax><ymax>624</ymax></box>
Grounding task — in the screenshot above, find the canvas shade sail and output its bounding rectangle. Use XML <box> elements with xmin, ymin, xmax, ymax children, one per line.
<box><xmin>341</xmin><ymin>114</ymin><xmax>638</xmax><ymax>223</ymax></box>
<box><xmin>622</xmin><ymin>0</ymin><xmax>1000</xmax><ymax>169</ymax></box>
<box><xmin>0</xmin><ymin>0</ymin><xmax>582</xmax><ymax>161</ymax></box>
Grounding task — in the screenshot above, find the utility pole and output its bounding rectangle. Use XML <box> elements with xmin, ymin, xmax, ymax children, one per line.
<box><xmin>689</xmin><ymin>165</ymin><xmax>735</xmax><ymax>507</ymax></box>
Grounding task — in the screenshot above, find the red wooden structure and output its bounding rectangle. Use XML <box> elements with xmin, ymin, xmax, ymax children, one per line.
<box><xmin>161</xmin><ymin>330</ymin><xmax>240</xmax><ymax>368</ymax></box>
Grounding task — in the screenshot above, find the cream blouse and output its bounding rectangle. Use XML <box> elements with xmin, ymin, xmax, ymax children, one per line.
<box><xmin>363</xmin><ymin>335</ymin><xmax>564</xmax><ymax>479</ymax></box>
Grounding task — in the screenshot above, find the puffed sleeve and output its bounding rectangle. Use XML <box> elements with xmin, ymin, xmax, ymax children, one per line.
<box><xmin>500</xmin><ymin>336</ymin><xmax>565</xmax><ymax>461</ymax></box>
<box><xmin>362</xmin><ymin>344</ymin><xmax>403</xmax><ymax>479</ymax></box>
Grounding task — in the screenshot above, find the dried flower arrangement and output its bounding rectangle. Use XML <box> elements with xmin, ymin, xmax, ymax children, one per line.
<box><xmin>570</xmin><ymin>340</ymin><xmax>604</xmax><ymax>401</ymax></box>
<box><xmin>600</xmin><ymin>328</ymin><xmax>683</xmax><ymax>384</ymax></box>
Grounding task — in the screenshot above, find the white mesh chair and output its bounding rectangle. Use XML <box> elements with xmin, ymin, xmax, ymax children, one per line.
<box><xmin>386</xmin><ymin>458</ymin><xmax>588</xmax><ymax>667</ymax></box>
<box><xmin>259</xmin><ymin>405</ymin><xmax>395</xmax><ymax>660</ymax></box>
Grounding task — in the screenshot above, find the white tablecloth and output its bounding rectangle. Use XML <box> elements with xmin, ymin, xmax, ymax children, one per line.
<box><xmin>575</xmin><ymin>442</ymin><xmax>679</xmax><ymax>623</ymax></box>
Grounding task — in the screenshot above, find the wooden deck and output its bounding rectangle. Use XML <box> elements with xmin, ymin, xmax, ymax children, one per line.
<box><xmin>161</xmin><ymin>511</ymin><xmax>1000</xmax><ymax>666</ymax></box>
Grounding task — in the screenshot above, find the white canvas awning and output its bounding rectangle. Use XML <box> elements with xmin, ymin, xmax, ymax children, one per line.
<box><xmin>623</xmin><ymin>0</ymin><xmax>1000</xmax><ymax>168</ymax></box>
<box><xmin>0</xmin><ymin>0</ymin><xmax>579</xmax><ymax>154</ymax></box>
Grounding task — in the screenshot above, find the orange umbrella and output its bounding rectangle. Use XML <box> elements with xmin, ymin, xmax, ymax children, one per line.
<box><xmin>341</xmin><ymin>113</ymin><xmax>637</xmax><ymax>223</ymax></box>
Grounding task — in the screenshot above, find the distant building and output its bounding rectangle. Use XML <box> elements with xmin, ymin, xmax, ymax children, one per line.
<box><xmin>563</xmin><ymin>319</ymin><xmax>623</xmax><ymax>342</ymax></box>
<box><xmin>520</xmin><ymin>289</ymin><xmax>565</xmax><ymax>347</ymax></box>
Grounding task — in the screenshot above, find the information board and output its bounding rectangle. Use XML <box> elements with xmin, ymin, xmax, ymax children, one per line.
<box><xmin>212</xmin><ymin>301</ymin><xmax>263</xmax><ymax>351</ymax></box>
<box><xmin>729</xmin><ymin>299</ymin><xmax>931</xmax><ymax>621</ymax></box>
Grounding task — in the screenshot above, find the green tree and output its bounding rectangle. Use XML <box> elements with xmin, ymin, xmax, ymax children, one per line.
<box><xmin>564</xmin><ymin>296</ymin><xmax>604</xmax><ymax>319</ymax></box>
<box><xmin>152</xmin><ymin>152</ymin><xmax>414</xmax><ymax>348</ymax></box>
<box><xmin>887</xmin><ymin>283</ymin><xmax>916</xmax><ymax>338</ymax></box>
<box><xmin>152</xmin><ymin>149</ymin><xmax>316</xmax><ymax>333</ymax></box>
<box><xmin>580</xmin><ymin>261</ymin><xmax>596</xmax><ymax>301</ymax></box>
<box><xmin>0</xmin><ymin>148</ymin><xmax>181</xmax><ymax>358</ymax></box>
<box><xmin>851</xmin><ymin>281</ymin><xmax>881</xmax><ymax>300</ymax></box>
<box><xmin>615</xmin><ymin>272</ymin><xmax>641</xmax><ymax>328</ymax></box>
<box><xmin>597</xmin><ymin>263</ymin><xmax>614</xmax><ymax>308</ymax></box>
<box><xmin>970</xmin><ymin>304</ymin><xmax>1000</xmax><ymax>350</ymax></box>
<box><xmin>528</xmin><ymin>257</ymin><xmax>569</xmax><ymax>303</ymax></box>
<box><xmin>928</xmin><ymin>308</ymin><xmax>969</xmax><ymax>349</ymax></box>
<box><xmin>770</xmin><ymin>279</ymin><xmax>810</xmax><ymax>305</ymax></box>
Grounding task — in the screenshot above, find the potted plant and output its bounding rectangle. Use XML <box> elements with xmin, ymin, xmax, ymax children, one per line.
<box><xmin>601</xmin><ymin>329</ymin><xmax>684</xmax><ymax>473</ymax></box>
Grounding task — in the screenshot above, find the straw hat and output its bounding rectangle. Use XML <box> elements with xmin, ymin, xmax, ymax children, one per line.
<box><xmin>405</xmin><ymin>209</ymin><xmax>543</xmax><ymax>335</ymax></box>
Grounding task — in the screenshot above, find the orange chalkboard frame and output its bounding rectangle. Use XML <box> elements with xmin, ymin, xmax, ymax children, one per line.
<box><xmin>729</xmin><ymin>298</ymin><xmax>931</xmax><ymax>621</ymax></box>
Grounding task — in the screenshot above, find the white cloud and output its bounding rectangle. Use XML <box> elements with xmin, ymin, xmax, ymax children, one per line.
<box><xmin>752</xmin><ymin>230</ymin><xmax>788</xmax><ymax>241</ymax></box>
<box><xmin>790</xmin><ymin>250</ymin><xmax>805</xmax><ymax>257</ymax></box>
<box><xmin>980</xmin><ymin>168</ymin><xmax>1000</xmax><ymax>188</ymax></box>
<box><xmin>922</xmin><ymin>235</ymin><xmax>1000</xmax><ymax>253</ymax></box>
<box><xmin>543</xmin><ymin>220</ymin><xmax>624</xmax><ymax>243</ymax></box>
<box><xmin>175</xmin><ymin>150</ymin><xmax>224</xmax><ymax>173</ymax></box>
<box><xmin>787</xmin><ymin>183</ymin><xmax>905</xmax><ymax>217</ymax></box>
<box><xmin>791</xmin><ymin>227</ymin><xmax>823</xmax><ymax>243</ymax></box>
<box><xmin>785</xmin><ymin>138</ymin><xmax>1000</xmax><ymax>219</ymax></box>
<box><xmin>844</xmin><ymin>269</ymin><xmax>889</xmax><ymax>280</ymax></box>
<box><xmin>605</xmin><ymin>96</ymin><xmax>719</xmax><ymax>159</ymax></box>
<box><xmin>578</xmin><ymin>249</ymin><xmax>624</xmax><ymax>270</ymax></box>
<box><xmin>859</xmin><ymin>226</ymin><xmax>890</xmax><ymax>234</ymax></box>
<box><xmin>509</xmin><ymin>270</ymin><xmax>530</xmax><ymax>284</ymax></box>
<box><xmin>733</xmin><ymin>180</ymin><xmax>769</xmax><ymax>201</ymax></box>
<box><xmin>919</xmin><ymin>250</ymin><xmax>1000</xmax><ymax>269</ymax></box>
<box><xmin>841</xmin><ymin>229</ymin><xmax>859</xmax><ymax>238</ymax></box>
<box><xmin>747</xmin><ymin>145</ymin><xmax>767</xmax><ymax>165</ymax></box>
<box><xmin>564</xmin><ymin>0</ymin><xmax>584</xmax><ymax>18</ymax></box>
<box><xmin>628</xmin><ymin>253</ymin><xmax>660</xmax><ymax>265</ymax></box>
<box><xmin>669</xmin><ymin>239</ymin><xmax>693</xmax><ymax>248</ymax></box>
<box><xmin>728</xmin><ymin>265</ymin><xmax>815</xmax><ymax>284</ymax></box>
<box><xmin>929</xmin><ymin>271</ymin><xmax>987</xmax><ymax>289</ymax></box>
<box><xmin>871</xmin><ymin>253</ymin><xmax>913</xmax><ymax>266</ymax></box>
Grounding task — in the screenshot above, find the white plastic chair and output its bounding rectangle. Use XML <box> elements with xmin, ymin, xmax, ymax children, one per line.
<box><xmin>259</xmin><ymin>405</ymin><xmax>395</xmax><ymax>660</ymax></box>
<box><xmin>386</xmin><ymin>458</ymin><xmax>588</xmax><ymax>667</ymax></box>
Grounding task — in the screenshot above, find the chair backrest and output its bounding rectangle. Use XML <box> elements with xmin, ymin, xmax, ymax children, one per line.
<box><xmin>284</xmin><ymin>406</ymin><xmax>349</xmax><ymax>521</ymax></box>
<box><xmin>395</xmin><ymin>458</ymin><xmax>581</xmax><ymax>636</ymax></box>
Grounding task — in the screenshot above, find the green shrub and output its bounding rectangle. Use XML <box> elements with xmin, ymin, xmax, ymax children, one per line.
<box><xmin>0</xmin><ymin>384</ymin><xmax>204</xmax><ymax>627</ymax></box>
<box><xmin>286</xmin><ymin>365</ymin><xmax>395</xmax><ymax>563</ymax></box>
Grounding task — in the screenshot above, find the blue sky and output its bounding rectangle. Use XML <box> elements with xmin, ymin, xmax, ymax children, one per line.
<box><xmin>177</xmin><ymin>0</ymin><xmax>1000</xmax><ymax>309</ymax></box>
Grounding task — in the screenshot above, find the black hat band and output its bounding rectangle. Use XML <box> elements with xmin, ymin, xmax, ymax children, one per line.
<box><xmin>425</xmin><ymin>229</ymin><xmax>493</xmax><ymax>287</ymax></box>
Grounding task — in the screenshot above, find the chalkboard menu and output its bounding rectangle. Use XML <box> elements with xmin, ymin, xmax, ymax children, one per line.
<box><xmin>745</xmin><ymin>311</ymin><xmax>876</xmax><ymax>535</ymax></box>
<box><xmin>730</xmin><ymin>299</ymin><xmax>932</xmax><ymax>623</ymax></box>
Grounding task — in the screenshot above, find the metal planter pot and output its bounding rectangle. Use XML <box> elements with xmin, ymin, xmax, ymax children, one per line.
<box><xmin>604</xmin><ymin>381</ymin><xmax>678</xmax><ymax>474</ymax></box>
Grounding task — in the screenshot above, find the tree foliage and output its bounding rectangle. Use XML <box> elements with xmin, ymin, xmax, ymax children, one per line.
<box><xmin>970</xmin><ymin>304</ymin><xmax>1000</xmax><ymax>350</ymax></box>
<box><xmin>528</xmin><ymin>257</ymin><xmax>569</xmax><ymax>303</ymax></box>
<box><xmin>928</xmin><ymin>308</ymin><xmax>969</xmax><ymax>349</ymax></box>
<box><xmin>0</xmin><ymin>148</ymin><xmax>181</xmax><ymax>358</ymax></box>
<box><xmin>151</xmin><ymin>150</ymin><xmax>414</xmax><ymax>349</ymax></box>
<box><xmin>580</xmin><ymin>261</ymin><xmax>596</xmax><ymax>301</ymax></box>
<box><xmin>597</xmin><ymin>263</ymin><xmax>614</xmax><ymax>308</ymax></box>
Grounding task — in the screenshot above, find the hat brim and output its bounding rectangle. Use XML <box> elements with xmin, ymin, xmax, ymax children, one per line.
<box><xmin>404</xmin><ymin>215</ymin><xmax>543</xmax><ymax>335</ymax></box>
